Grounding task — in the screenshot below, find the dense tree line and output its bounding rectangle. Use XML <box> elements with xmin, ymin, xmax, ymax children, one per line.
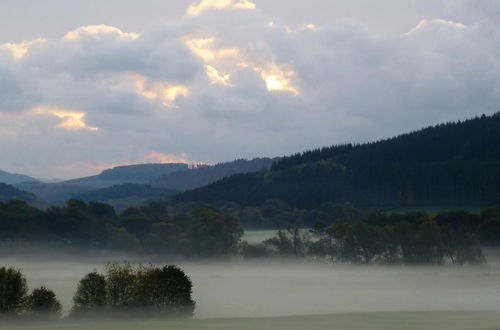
<box><xmin>0</xmin><ymin>199</ymin><xmax>242</xmax><ymax>257</ymax></box>
<box><xmin>0</xmin><ymin>196</ymin><xmax>497</xmax><ymax>265</ymax></box>
<box><xmin>241</xmin><ymin>208</ymin><xmax>495</xmax><ymax>265</ymax></box>
<box><xmin>175</xmin><ymin>113</ymin><xmax>500</xmax><ymax>208</ymax></box>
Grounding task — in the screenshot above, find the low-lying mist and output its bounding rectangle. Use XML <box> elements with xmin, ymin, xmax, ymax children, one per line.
<box><xmin>1</xmin><ymin>249</ymin><xmax>500</xmax><ymax>319</ymax></box>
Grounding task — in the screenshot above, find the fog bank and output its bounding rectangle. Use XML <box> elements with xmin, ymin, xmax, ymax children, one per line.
<box><xmin>1</xmin><ymin>253</ymin><xmax>499</xmax><ymax>319</ymax></box>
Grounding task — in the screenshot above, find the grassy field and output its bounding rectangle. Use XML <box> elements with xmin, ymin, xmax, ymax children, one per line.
<box><xmin>2</xmin><ymin>311</ymin><xmax>500</xmax><ymax>330</ymax></box>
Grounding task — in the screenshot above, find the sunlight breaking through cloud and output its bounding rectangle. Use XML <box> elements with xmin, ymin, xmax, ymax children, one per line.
<box><xmin>32</xmin><ymin>106</ymin><xmax>98</xmax><ymax>131</ymax></box>
<box><xmin>255</xmin><ymin>64</ymin><xmax>299</xmax><ymax>95</ymax></box>
<box><xmin>186</xmin><ymin>0</ymin><xmax>256</xmax><ymax>17</ymax></box>
<box><xmin>205</xmin><ymin>65</ymin><xmax>232</xmax><ymax>86</ymax></box>
<box><xmin>185</xmin><ymin>37</ymin><xmax>239</xmax><ymax>63</ymax></box>
<box><xmin>134</xmin><ymin>76</ymin><xmax>189</xmax><ymax>108</ymax></box>
<box><xmin>146</xmin><ymin>151</ymin><xmax>190</xmax><ymax>164</ymax></box>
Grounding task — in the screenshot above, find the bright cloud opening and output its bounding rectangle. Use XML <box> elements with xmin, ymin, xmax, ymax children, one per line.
<box><xmin>32</xmin><ymin>106</ymin><xmax>98</xmax><ymax>131</ymax></box>
<box><xmin>146</xmin><ymin>151</ymin><xmax>190</xmax><ymax>164</ymax></box>
<box><xmin>206</xmin><ymin>65</ymin><xmax>232</xmax><ymax>86</ymax></box>
<box><xmin>133</xmin><ymin>75</ymin><xmax>189</xmax><ymax>108</ymax></box>
<box><xmin>162</xmin><ymin>86</ymin><xmax>190</xmax><ymax>108</ymax></box>
<box><xmin>186</xmin><ymin>0</ymin><xmax>256</xmax><ymax>17</ymax></box>
<box><xmin>185</xmin><ymin>37</ymin><xmax>239</xmax><ymax>63</ymax></box>
<box><xmin>255</xmin><ymin>64</ymin><xmax>299</xmax><ymax>95</ymax></box>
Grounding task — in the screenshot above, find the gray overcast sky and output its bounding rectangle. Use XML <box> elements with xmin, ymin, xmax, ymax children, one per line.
<box><xmin>0</xmin><ymin>0</ymin><xmax>499</xmax><ymax>178</ymax></box>
<box><xmin>0</xmin><ymin>0</ymin><xmax>422</xmax><ymax>42</ymax></box>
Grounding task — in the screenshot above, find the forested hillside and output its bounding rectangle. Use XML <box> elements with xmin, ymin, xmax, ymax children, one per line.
<box><xmin>175</xmin><ymin>114</ymin><xmax>500</xmax><ymax>209</ymax></box>
<box><xmin>0</xmin><ymin>183</ymin><xmax>36</xmax><ymax>202</ymax></box>
<box><xmin>76</xmin><ymin>183</ymin><xmax>176</xmax><ymax>202</ymax></box>
<box><xmin>152</xmin><ymin>158</ymin><xmax>275</xmax><ymax>191</ymax></box>
<box><xmin>64</xmin><ymin>163</ymin><xmax>189</xmax><ymax>189</ymax></box>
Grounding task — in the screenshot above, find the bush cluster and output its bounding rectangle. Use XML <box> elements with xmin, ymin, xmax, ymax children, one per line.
<box><xmin>71</xmin><ymin>263</ymin><xmax>195</xmax><ymax>318</ymax></box>
<box><xmin>0</xmin><ymin>263</ymin><xmax>195</xmax><ymax>321</ymax></box>
<box><xmin>0</xmin><ymin>267</ymin><xmax>61</xmax><ymax>319</ymax></box>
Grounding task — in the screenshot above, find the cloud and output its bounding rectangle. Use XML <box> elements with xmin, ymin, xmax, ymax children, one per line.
<box><xmin>405</xmin><ymin>19</ymin><xmax>467</xmax><ymax>35</ymax></box>
<box><xmin>0</xmin><ymin>38</ymin><xmax>46</xmax><ymax>60</ymax></box>
<box><xmin>146</xmin><ymin>151</ymin><xmax>190</xmax><ymax>164</ymax></box>
<box><xmin>31</xmin><ymin>106</ymin><xmax>99</xmax><ymax>131</ymax></box>
<box><xmin>186</xmin><ymin>0</ymin><xmax>256</xmax><ymax>17</ymax></box>
<box><xmin>205</xmin><ymin>65</ymin><xmax>232</xmax><ymax>86</ymax></box>
<box><xmin>63</xmin><ymin>25</ymin><xmax>140</xmax><ymax>40</ymax></box>
<box><xmin>1</xmin><ymin>0</ymin><xmax>500</xmax><ymax>178</ymax></box>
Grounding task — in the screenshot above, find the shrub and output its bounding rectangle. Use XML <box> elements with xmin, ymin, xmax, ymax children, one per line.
<box><xmin>26</xmin><ymin>287</ymin><xmax>62</xmax><ymax>319</ymax></box>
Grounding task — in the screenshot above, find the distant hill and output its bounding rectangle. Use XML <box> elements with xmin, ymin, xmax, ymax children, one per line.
<box><xmin>28</xmin><ymin>160</ymin><xmax>273</xmax><ymax>203</ymax></box>
<box><xmin>64</xmin><ymin>163</ymin><xmax>189</xmax><ymax>189</ymax></box>
<box><xmin>28</xmin><ymin>163</ymin><xmax>189</xmax><ymax>202</ymax></box>
<box><xmin>0</xmin><ymin>169</ymin><xmax>37</xmax><ymax>185</ymax></box>
<box><xmin>0</xmin><ymin>183</ymin><xmax>36</xmax><ymax>202</ymax></box>
<box><xmin>174</xmin><ymin>113</ymin><xmax>500</xmax><ymax>209</ymax></box>
<box><xmin>152</xmin><ymin>158</ymin><xmax>275</xmax><ymax>191</ymax></box>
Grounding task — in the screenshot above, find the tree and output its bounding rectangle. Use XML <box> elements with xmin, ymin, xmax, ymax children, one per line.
<box><xmin>105</xmin><ymin>262</ymin><xmax>136</xmax><ymax>308</ymax></box>
<box><xmin>329</xmin><ymin>220</ymin><xmax>357</xmax><ymax>263</ymax></box>
<box><xmin>26</xmin><ymin>287</ymin><xmax>62</xmax><ymax>319</ymax></box>
<box><xmin>135</xmin><ymin>265</ymin><xmax>195</xmax><ymax>316</ymax></box>
<box><xmin>120</xmin><ymin>207</ymin><xmax>153</xmax><ymax>239</ymax></box>
<box><xmin>71</xmin><ymin>272</ymin><xmax>107</xmax><ymax>315</ymax></box>
<box><xmin>264</xmin><ymin>231</ymin><xmax>295</xmax><ymax>255</ymax></box>
<box><xmin>0</xmin><ymin>267</ymin><xmax>28</xmax><ymax>316</ymax></box>
<box><xmin>191</xmin><ymin>205</ymin><xmax>243</xmax><ymax>256</ymax></box>
<box><xmin>353</xmin><ymin>222</ymin><xmax>385</xmax><ymax>263</ymax></box>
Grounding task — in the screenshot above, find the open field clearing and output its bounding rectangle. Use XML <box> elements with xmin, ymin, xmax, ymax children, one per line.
<box><xmin>2</xmin><ymin>311</ymin><xmax>500</xmax><ymax>330</ymax></box>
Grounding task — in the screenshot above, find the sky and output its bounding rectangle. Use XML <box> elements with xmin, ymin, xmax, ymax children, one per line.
<box><xmin>0</xmin><ymin>0</ymin><xmax>499</xmax><ymax>179</ymax></box>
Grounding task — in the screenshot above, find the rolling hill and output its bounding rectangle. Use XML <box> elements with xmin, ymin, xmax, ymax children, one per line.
<box><xmin>27</xmin><ymin>163</ymin><xmax>189</xmax><ymax>202</ymax></box>
<box><xmin>64</xmin><ymin>163</ymin><xmax>189</xmax><ymax>189</ymax></box>
<box><xmin>28</xmin><ymin>159</ymin><xmax>274</xmax><ymax>203</ymax></box>
<box><xmin>174</xmin><ymin>113</ymin><xmax>500</xmax><ymax>209</ymax></box>
<box><xmin>0</xmin><ymin>169</ymin><xmax>37</xmax><ymax>185</ymax></box>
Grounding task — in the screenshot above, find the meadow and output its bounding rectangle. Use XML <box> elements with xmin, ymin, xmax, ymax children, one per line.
<box><xmin>1</xmin><ymin>236</ymin><xmax>499</xmax><ymax>329</ymax></box>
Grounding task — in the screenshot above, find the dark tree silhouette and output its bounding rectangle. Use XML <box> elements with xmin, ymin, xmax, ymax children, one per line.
<box><xmin>26</xmin><ymin>287</ymin><xmax>62</xmax><ymax>319</ymax></box>
<box><xmin>0</xmin><ymin>267</ymin><xmax>28</xmax><ymax>316</ymax></box>
<box><xmin>71</xmin><ymin>272</ymin><xmax>107</xmax><ymax>315</ymax></box>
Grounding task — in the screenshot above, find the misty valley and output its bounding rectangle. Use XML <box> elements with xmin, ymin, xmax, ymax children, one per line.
<box><xmin>2</xmin><ymin>60</ymin><xmax>500</xmax><ymax>328</ymax></box>
<box><xmin>1</xmin><ymin>197</ymin><xmax>500</xmax><ymax>329</ymax></box>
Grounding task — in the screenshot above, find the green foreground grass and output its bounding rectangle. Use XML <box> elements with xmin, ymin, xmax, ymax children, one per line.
<box><xmin>2</xmin><ymin>311</ymin><xmax>500</xmax><ymax>330</ymax></box>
